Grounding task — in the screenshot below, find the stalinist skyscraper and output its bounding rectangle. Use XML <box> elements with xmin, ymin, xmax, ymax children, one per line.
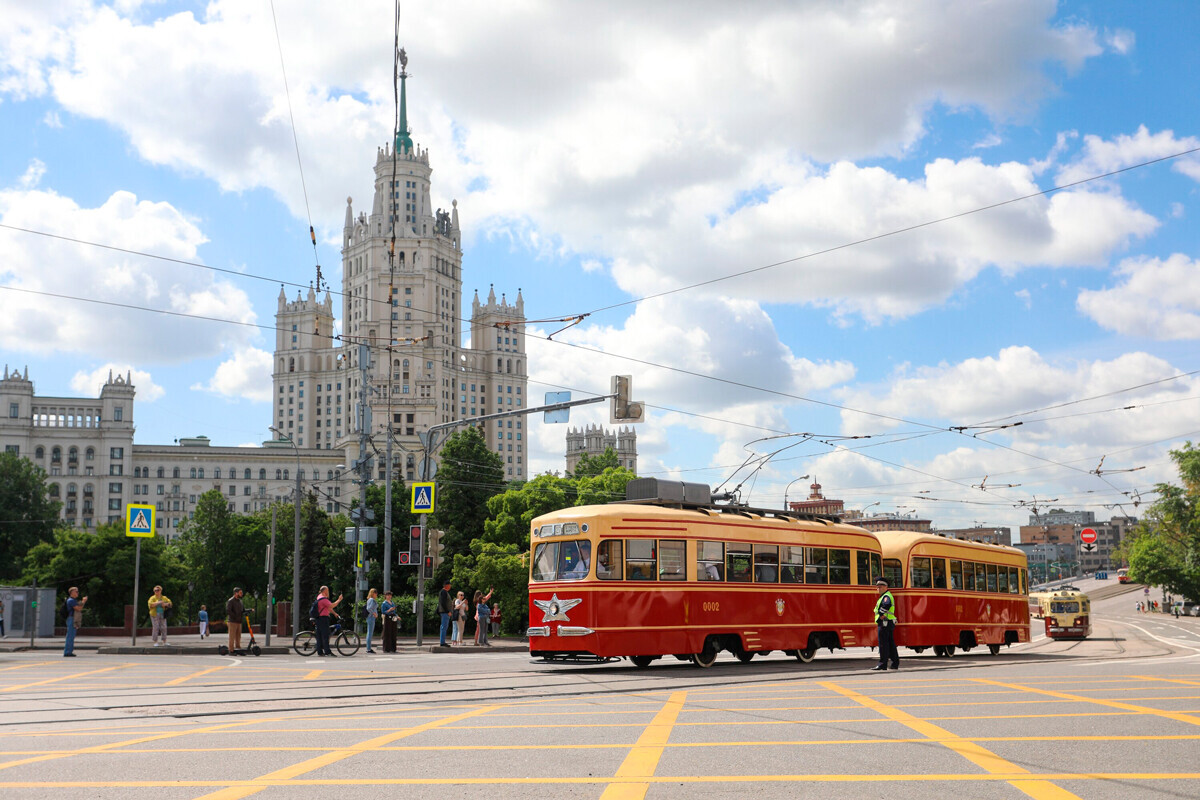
<box><xmin>272</xmin><ymin>50</ymin><xmax>528</xmax><ymax>482</ymax></box>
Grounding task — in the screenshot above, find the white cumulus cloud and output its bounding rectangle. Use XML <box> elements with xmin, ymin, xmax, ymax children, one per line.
<box><xmin>1078</xmin><ymin>254</ymin><xmax>1200</xmax><ymax>340</ymax></box>
<box><xmin>191</xmin><ymin>347</ymin><xmax>274</xmax><ymax>402</ymax></box>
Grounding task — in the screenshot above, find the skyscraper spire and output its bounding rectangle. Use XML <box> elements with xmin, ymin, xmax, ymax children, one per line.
<box><xmin>395</xmin><ymin>48</ymin><xmax>414</xmax><ymax>153</ymax></box>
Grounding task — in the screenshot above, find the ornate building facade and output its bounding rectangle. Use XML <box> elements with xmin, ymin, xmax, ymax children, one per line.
<box><xmin>271</xmin><ymin>51</ymin><xmax>528</xmax><ymax>481</ymax></box>
<box><xmin>565</xmin><ymin>424</ymin><xmax>637</xmax><ymax>475</ymax></box>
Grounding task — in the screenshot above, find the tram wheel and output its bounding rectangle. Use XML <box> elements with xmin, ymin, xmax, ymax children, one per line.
<box><xmin>630</xmin><ymin>655</ymin><xmax>654</xmax><ymax>669</ymax></box>
<box><xmin>794</xmin><ymin>646</ymin><xmax>817</xmax><ymax>664</ymax></box>
<box><xmin>735</xmin><ymin>650</ymin><xmax>755</xmax><ymax>663</ymax></box>
<box><xmin>988</xmin><ymin>643</ymin><xmax>1001</xmax><ymax>655</ymax></box>
<box><xmin>692</xmin><ymin>645</ymin><xmax>719</xmax><ymax>669</ymax></box>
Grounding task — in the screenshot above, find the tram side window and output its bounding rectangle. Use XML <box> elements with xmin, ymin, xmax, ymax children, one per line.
<box><xmin>627</xmin><ymin>539</ymin><xmax>657</xmax><ymax>581</ymax></box>
<box><xmin>659</xmin><ymin>540</ymin><xmax>686</xmax><ymax>581</ymax></box>
<box><xmin>996</xmin><ymin>565</ymin><xmax>1008</xmax><ymax>593</ymax></box>
<box><xmin>781</xmin><ymin>545</ymin><xmax>804</xmax><ymax>583</ymax></box>
<box><xmin>697</xmin><ymin>541</ymin><xmax>724</xmax><ymax>581</ymax></box>
<box><xmin>856</xmin><ymin>551</ymin><xmax>871</xmax><ymax>585</ymax></box>
<box><xmin>1008</xmin><ymin>567</ymin><xmax>1020</xmax><ymax>594</ymax></box>
<box><xmin>963</xmin><ymin>562</ymin><xmax>976</xmax><ymax>591</ymax></box>
<box><xmin>871</xmin><ymin>552</ymin><xmax>882</xmax><ymax>583</ymax></box>
<box><xmin>828</xmin><ymin>548</ymin><xmax>851</xmax><ymax>585</ymax></box>
<box><xmin>949</xmin><ymin>559</ymin><xmax>963</xmax><ymax>590</ymax></box>
<box><xmin>910</xmin><ymin>557</ymin><xmax>932</xmax><ymax>589</ymax></box>
<box><xmin>727</xmin><ymin>543</ymin><xmax>752</xmax><ymax>582</ymax></box>
<box><xmin>805</xmin><ymin>547</ymin><xmax>828</xmax><ymax>584</ymax></box>
<box><xmin>931</xmin><ymin>558</ymin><xmax>947</xmax><ymax>589</ymax></box>
<box><xmin>597</xmin><ymin>540</ymin><xmax>623</xmax><ymax>580</ymax></box>
<box><xmin>559</xmin><ymin>540</ymin><xmax>591</xmax><ymax>580</ymax></box>
<box><xmin>754</xmin><ymin>545</ymin><xmax>779</xmax><ymax>583</ymax></box>
<box><xmin>883</xmin><ymin>558</ymin><xmax>903</xmax><ymax>588</ymax></box>
<box><xmin>1020</xmin><ymin>569</ymin><xmax>1027</xmax><ymax>595</ymax></box>
<box><xmin>975</xmin><ymin>562</ymin><xmax>986</xmax><ymax>591</ymax></box>
<box><xmin>986</xmin><ymin>564</ymin><xmax>998</xmax><ymax>592</ymax></box>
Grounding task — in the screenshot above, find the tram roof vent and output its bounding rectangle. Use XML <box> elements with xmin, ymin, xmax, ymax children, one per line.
<box><xmin>625</xmin><ymin>478</ymin><xmax>711</xmax><ymax>505</ymax></box>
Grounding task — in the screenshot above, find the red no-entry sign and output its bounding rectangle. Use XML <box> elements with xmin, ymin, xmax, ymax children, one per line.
<box><xmin>1080</xmin><ymin>528</ymin><xmax>1098</xmax><ymax>544</ymax></box>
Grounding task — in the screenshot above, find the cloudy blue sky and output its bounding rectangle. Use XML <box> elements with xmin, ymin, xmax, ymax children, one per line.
<box><xmin>3</xmin><ymin>0</ymin><xmax>1199</xmax><ymax>532</ymax></box>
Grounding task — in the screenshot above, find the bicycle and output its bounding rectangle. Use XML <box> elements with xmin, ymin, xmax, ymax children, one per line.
<box><xmin>293</xmin><ymin>618</ymin><xmax>361</xmax><ymax>656</ymax></box>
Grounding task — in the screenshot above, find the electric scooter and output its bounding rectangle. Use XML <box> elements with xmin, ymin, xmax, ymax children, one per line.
<box><xmin>217</xmin><ymin>613</ymin><xmax>262</xmax><ymax>656</ymax></box>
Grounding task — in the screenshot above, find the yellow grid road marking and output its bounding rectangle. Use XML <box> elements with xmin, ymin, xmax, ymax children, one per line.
<box><xmin>0</xmin><ymin>660</ymin><xmax>58</xmax><ymax>674</ymax></box>
<box><xmin>975</xmin><ymin>678</ymin><xmax>1200</xmax><ymax>727</ymax></box>
<box><xmin>600</xmin><ymin>690</ymin><xmax>687</xmax><ymax>800</ymax></box>
<box><xmin>0</xmin><ymin>663</ymin><xmax>135</xmax><ymax>693</ymax></box>
<box><xmin>1135</xmin><ymin>676</ymin><xmax>1200</xmax><ymax>687</ymax></box>
<box><xmin>821</xmin><ymin>680</ymin><xmax>1082</xmax><ymax>800</ymax></box>
<box><xmin>303</xmin><ymin>670</ymin><xmax>324</xmax><ymax>680</ymax></box>
<box><xmin>191</xmin><ymin>703</ymin><xmax>504</xmax><ymax>800</ymax></box>
<box><xmin>4</xmin><ymin>733</ymin><xmax>1200</xmax><ymax>757</ymax></box>
<box><xmin>164</xmin><ymin>664</ymin><xmax>236</xmax><ymax>686</ymax></box>
<box><xmin>0</xmin><ymin>773</ymin><xmax>1197</xmax><ymax>788</ymax></box>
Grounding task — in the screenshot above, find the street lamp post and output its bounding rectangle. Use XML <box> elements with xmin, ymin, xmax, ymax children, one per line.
<box><xmin>270</xmin><ymin>426</ymin><xmax>302</xmax><ymax>637</ymax></box>
<box><xmin>782</xmin><ymin>475</ymin><xmax>811</xmax><ymax>511</ymax></box>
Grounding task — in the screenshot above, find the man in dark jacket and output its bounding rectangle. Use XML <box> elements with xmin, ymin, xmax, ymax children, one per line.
<box><xmin>225</xmin><ymin>588</ymin><xmax>244</xmax><ymax>655</ymax></box>
<box><xmin>437</xmin><ymin>581</ymin><xmax>453</xmax><ymax>647</ymax></box>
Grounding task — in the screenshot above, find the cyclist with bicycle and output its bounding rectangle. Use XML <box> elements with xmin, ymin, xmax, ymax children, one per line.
<box><xmin>314</xmin><ymin>586</ymin><xmax>343</xmax><ymax>657</ymax></box>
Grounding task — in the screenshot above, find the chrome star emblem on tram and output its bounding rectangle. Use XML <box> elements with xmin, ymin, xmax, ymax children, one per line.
<box><xmin>534</xmin><ymin>594</ymin><xmax>582</xmax><ymax>622</ymax></box>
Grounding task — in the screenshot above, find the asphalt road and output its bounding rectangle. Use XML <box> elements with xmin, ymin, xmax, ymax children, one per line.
<box><xmin>1</xmin><ymin>582</ymin><xmax>1198</xmax><ymax>799</ymax></box>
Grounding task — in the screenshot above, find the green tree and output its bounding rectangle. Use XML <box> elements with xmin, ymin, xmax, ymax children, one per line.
<box><xmin>0</xmin><ymin>452</ymin><xmax>61</xmax><ymax>581</ymax></box>
<box><xmin>483</xmin><ymin>473</ymin><xmax>575</xmax><ymax>549</ymax></box>
<box><xmin>430</xmin><ymin>426</ymin><xmax>505</xmax><ymax>579</ymax></box>
<box><xmin>569</xmin><ymin>446</ymin><xmax>621</xmax><ymax>478</ymax></box>
<box><xmin>1120</xmin><ymin>442</ymin><xmax>1200</xmax><ymax>601</ymax></box>
<box><xmin>450</xmin><ymin>540</ymin><xmax>529</xmax><ymax>635</ymax></box>
<box><xmin>574</xmin><ymin>466</ymin><xmax>636</xmax><ymax>506</ymax></box>
<box><xmin>22</xmin><ymin>523</ymin><xmax>185</xmax><ymax>627</ymax></box>
<box><xmin>174</xmin><ymin>489</ymin><xmax>270</xmax><ymax>616</ymax></box>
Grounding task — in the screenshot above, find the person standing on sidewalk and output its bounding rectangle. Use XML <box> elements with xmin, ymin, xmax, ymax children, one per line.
<box><xmin>473</xmin><ymin>587</ymin><xmax>494</xmax><ymax>646</ymax></box>
<box><xmin>147</xmin><ymin>585</ymin><xmax>172</xmax><ymax>647</ymax></box>
<box><xmin>315</xmin><ymin>586</ymin><xmax>342</xmax><ymax>657</ymax></box>
<box><xmin>364</xmin><ymin>588</ymin><xmax>379</xmax><ymax>653</ymax></box>
<box><xmin>380</xmin><ymin>591</ymin><xmax>397</xmax><ymax>653</ymax></box>
<box><xmin>198</xmin><ymin>605</ymin><xmax>209</xmax><ymax>639</ymax></box>
<box><xmin>452</xmin><ymin>591</ymin><xmax>467</xmax><ymax>645</ymax></box>
<box><xmin>475</xmin><ymin>589</ymin><xmax>493</xmax><ymax>647</ymax></box>
<box><xmin>437</xmin><ymin>581</ymin><xmax>453</xmax><ymax>647</ymax></box>
<box><xmin>63</xmin><ymin>587</ymin><xmax>87</xmax><ymax>657</ymax></box>
<box><xmin>225</xmin><ymin>588</ymin><xmax>244</xmax><ymax>655</ymax></box>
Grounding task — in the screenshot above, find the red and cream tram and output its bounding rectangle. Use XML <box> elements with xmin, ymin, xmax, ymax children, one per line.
<box><xmin>876</xmin><ymin>531</ymin><xmax>1031</xmax><ymax>657</ymax></box>
<box><xmin>527</xmin><ymin>479</ymin><xmax>1030</xmax><ymax>667</ymax></box>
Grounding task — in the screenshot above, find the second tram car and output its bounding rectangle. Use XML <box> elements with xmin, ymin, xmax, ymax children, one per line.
<box><xmin>876</xmin><ymin>531</ymin><xmax>1031</xmax><ymax>656</ymax></box>
<box><xmin>528</xmin><ymin>479</ymin><xmax>1031</xmax><ymax>667</ymax></box>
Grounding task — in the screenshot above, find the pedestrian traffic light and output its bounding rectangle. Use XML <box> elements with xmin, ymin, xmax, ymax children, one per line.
<box><xmin>422</xmin><ymin>555</ymin><xmax>434</xmax><ymax>579</ymax></box>
<box><xmin>610</xmin><ymin>374</ymin><xmax>643</xmax><ymax>423</ymax></box>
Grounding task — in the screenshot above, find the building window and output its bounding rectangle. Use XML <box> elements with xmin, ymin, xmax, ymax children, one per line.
<box><xmin>8</xmin><ymin>403</ymin><xmax>17</xmax><ymax>418</ymax></box>
<box><xmin>114</xmin><ymin>407</ymin><xmax>123</xmax><ymax>421</ymax></box>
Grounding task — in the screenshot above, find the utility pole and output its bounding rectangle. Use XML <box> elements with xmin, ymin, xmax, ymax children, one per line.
<box><xmin>384</xmin><ymin>424</ymin><xmax>394</xmax><ymax>595</ymax></box>
<box><xmin>354</xmin><ymin>343</ymin><xmax>372</xmax><ymax>633</ymax></box>
<box><xmin>266</xmin><ymin>505</ymin><xmax>276</xmax><ymax>646</ymax></box>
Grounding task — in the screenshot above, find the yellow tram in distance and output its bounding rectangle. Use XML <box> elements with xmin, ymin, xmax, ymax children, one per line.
<box><xmin>1040</xmin><ymin>587</ymin><xmax>1092</xmax><ymax>639</ymax></box>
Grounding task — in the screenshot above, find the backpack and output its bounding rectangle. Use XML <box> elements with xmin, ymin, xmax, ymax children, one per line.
<box><xmin>63</xmin><ymin>599</ymin><xmax>72</xmax><ymax>623</ymax></box>
<box><xmin>309</xmin><ymin>599</ymin><xmax>320</xmax><ymax>619</ymax></box>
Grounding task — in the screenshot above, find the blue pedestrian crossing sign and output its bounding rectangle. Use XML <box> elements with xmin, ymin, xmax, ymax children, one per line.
<box><xmin>126</xmin><ymin>503</ymin><xmax>155</xmax><ymax>538</ymax></box>
<box><xmin>411</xmin><ymin>482</ymin><xmax>435</xmax><ymax>514</ymax></box>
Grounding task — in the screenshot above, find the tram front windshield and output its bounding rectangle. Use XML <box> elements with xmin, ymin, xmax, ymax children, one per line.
<box><xmin>532</xmin><ymin>540</ymin><xmax>592</xmax><ymax>581</ymax></box>
<box><xmin>1049</xmin><ymin>601</ymin><xmax>1080</xmax><ymax>614</ymax></box>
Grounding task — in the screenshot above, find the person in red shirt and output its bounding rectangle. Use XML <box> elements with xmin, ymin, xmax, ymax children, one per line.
<box><xmin>315</xmin><ymin>585</ymin><xmax>343</xmax><ymax>657</ymax></box>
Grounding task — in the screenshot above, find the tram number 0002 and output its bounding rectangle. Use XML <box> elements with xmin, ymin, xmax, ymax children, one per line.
<box><xmin>702</xmin><ymin>601</ymin><xmax>720</xmax><ymax>612</ymax></box>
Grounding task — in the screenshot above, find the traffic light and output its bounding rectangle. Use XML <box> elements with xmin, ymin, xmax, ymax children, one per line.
<box><xmin>408</xmin><ymin>523</ymin><xmax>422</xmax><ymax>564</ymax></box>
<box><xmin>430</xmin><ymin>529</ymin><xmax>446</xmax><ymax>570</ymax></box>
<box><xmin>422</xmin><ymin>555</ymin><xmax>434</xmax><ymax>580</ymax></box>
<box><xmin>610</xmin><ymin>375</ymin><xmax>644</xmax><ymax>423</ymax></box>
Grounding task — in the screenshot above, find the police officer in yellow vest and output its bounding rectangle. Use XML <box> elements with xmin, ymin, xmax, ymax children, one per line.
<box><xmin>872</xmin><ymin>577</ymin><xmax>899</xmax><ymax>671</ymax></box>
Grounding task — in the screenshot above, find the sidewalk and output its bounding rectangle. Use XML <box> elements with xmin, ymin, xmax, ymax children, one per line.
<box><xmin>0</xmin><ymin>634</ymin><xmax>527</xmax><ymax>655</ymax></box>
